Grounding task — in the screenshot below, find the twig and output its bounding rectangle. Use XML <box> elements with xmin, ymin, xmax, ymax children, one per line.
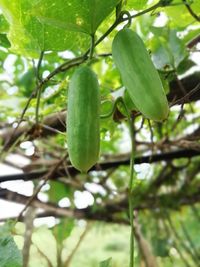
<box><xmin>0</xmin><ymin>93</ymin><xmax>36</xmax><ymax>154</ymax></box>
<box><xmin>1</xmin><ymin>148</ymin><xmax>200</xmax><ymax>182</ymax></box>
<box><xmin>134</xmin><ymin>212</ymin><xmax>158</xmax><ymax>267</ymax></box>
<box><xmin>17</xmin><ymin>154</ymin><xmax>67</xmax><ymax>221</ymax></box>
<box><xmin>182</xmin><ymin>0</ymin><xmax>200</xmax><ymax>22</ymax></box>
<box><xmin>162</xmin><ymin>216</ymin><xmax>191</xmax><ymax>267</ymax></box>
<box><xmin>36</xmin><ymin>51</ymin><xmax>44</xmax><ymax>82</ymax></box>
<box><xmin>170</xmin><ymin>83</ymin><xmax>200</xmax><ymax>106</ymax></box>
<box><xmin>41</xmin><ymin>124</ymin><xmax>66</xmax><ymax>135</ymax></box>
<box><xmin>0</xmin><ymin>211</ymin><xmax>64</xmax><ymax>223</ymax></box>
<box><xmin>63</xmin><ymin>223</ymin><xmax>91</xmax><ymax>267</ymax></box>
<box><xmin>147</xmin><ymin>120</ymin><xmax>154</xmax><ymax>150</ymax></box>
<box><xmin>35</xmin><ymin>244</ymin><xmax>54</xmax><ymax>267</ymax></box>
<box><xmin>0</xmin><ymin>56</ymin><xmax>86</xmax><ymax>156</ymax></box>
<box><xmin>23</xmin><ymin>207</ymin><xmax>36</xmax><ymax>267</ymax></box>
<box><xmin>166</xmin><ymin>213</ymin><xmax>198</xmax><ymax>266</ymax></box>
<box><xmin>179</xmin><ymin>220</ymin><xmax>200</xmax><ymax>262</ymax></box>
<box><xmin>187</xmin><ymin>35</ymin><xmax>200</xmax><ymax>49</ymax></box>
<box><xmin>0</xmin><ymin>187</ymin><xmax>200</xmax><ymax>222</ymax></box>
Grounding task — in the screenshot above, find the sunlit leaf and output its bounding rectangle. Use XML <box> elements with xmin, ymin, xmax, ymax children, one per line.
<box><xmin>0</xmin><ymin>14</ymin><xmax>9</xmax><ymax>33</ymax></box>
<box><xmin>0</xmin><ymin>0</ymin><xmax>119</xmax><ymax>57</ymax></box>
<box><xmin>53</xmin><ymin>219</ymin><xmax>75</xmax><ymax>244</ymax></box>
<box><xmin>126</xmin><ymin>0</ymin><xmax>148</xmax><ymax>10</ymax></box>
<box><xmin>32</xmin><ymin>227</ymin><xmax>57</xmax><ymax>267</ymax></box>
<box><xmin>150</xmin><ymin>27</ymin><xmax>187</xmax><ymax>69</ymax></box>
<box><xmin>99</xmin><ymin>257</ymin><xmax>112</xmax><ymax>267</ymax></box>
<box><xmin>49</xmin><ymin>180</ymin><xmax>71</xmax><ymax>202</ymax></box>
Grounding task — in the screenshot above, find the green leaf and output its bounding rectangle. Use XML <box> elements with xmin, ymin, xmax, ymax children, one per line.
<box><xmin>33</xmin><ymin>0</ymin><xmax>120</xmax><ymax>35</ymax></box>
<box><xmin>150</xmin><ymin>27</ymin><xmax>187</xmax><ymax>70</ymax></box>
<box><xmin>99</xmin><ymin>257</ymin><xmax>112</xmax><ymax>267</ymax></box>
<box><xmin>182</xmin><ymin>27</ymin><xmax>200</xmax><ymax>45</ymax></box>
<box><xmin>152</xmin><ymin>238</ymin><xmax>170</xmax><ymax>257</ymax></box>
<box><xmin>158</xmin><ymin>72</ymin><xmax>170</xmax><ymax>94</ymax></box>
<box><xmin>0</xmin><ymin>49</ymin><xmax>8</xmax><ymax>62</ymax></box>
<box><xmin>49</xmin><ymin>180</ymin><xmax>71</xmax><ymax>202</ymax></box>
<box><xmin>0</xmin><ymin>0</ymin><xmax>119</xmax><ymax>57</ymax></box>
<box><xmin>0</xmin><ymin>34</ymin><xmax>10</xmax><ymax>48</ymax></box>
<box><xmin>133</xmin><ymin>14</ymin><xmax>156</xmax><ymax>38</ymax></box>
<box><xmin>52</xmin><ymin>218</ymin><xmax>75</xmax><ymax>244</ymax></box>
<box><xmin>0</xmin><ymin>224</ymin><xmax>22</xmax><ymax>267</ymax></box>
<box><xmin>17</xmin><ymin>69</ymin><xmax>36</xmax><ymax>97</ymax></box>
<box><xmin>126</xmin><ymin>0</ymin><xmax>148</xmax><ymax>10</ymax></box>
<box><xmin>32</xmin><ymin>227</ymin><xmax>57</xmax><ymax>267</ymax></box>
<box><xmin>165</xmin><ymin>0</ymin><xmax>198</xmax><ymax>27</ymax></box>
<box><xmin>177</xmin><ymin>58</ymin><xmax>196</xmax><ymax>75</ymax></box>
<box><xmin>191</xmin><ymin>0</ymin><xmax>200</xmax><ymax>13</ymax></box>
<box><xmin>0</xmin><ymin>14</ymin><xmax>9</xmax><ymax>33</ymax></box>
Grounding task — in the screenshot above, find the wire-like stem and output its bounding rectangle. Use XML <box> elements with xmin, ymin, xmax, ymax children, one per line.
<box><xmin>116</xmin><ymin>0</ymin><xmax>123</xmax><ymax>19</ymax></box>
<box><xmin>118</xmin><ymin>97</ymin><xmax>135</xmax><ymax>267</ymax></box>
<box><xmin>100</xmin><ymin>99</ymin><xmax>119</xmax><ymax>119</ymax></box>
<box><xmin>103</xmin><ymin>96</ymin><xmax>135</xmax><ymax>266</ymax></box>
<box><xmin>182</xmin><ymin>0</ymin><xmax>200</xmax><ymax>22</ymax></box>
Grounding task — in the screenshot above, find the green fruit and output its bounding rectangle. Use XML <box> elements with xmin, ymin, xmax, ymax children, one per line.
<box><xmin>112</xmin><ymin>28</ymin><xmax>169</xmax><ymax>121</ymax></box>
<box><xmin>67</xmin><ymin>66</ymin><xmax>100</xmax><ymax>173</ymax></box>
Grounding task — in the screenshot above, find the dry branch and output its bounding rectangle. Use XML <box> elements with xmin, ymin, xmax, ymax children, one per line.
<box><xmin>0</xmin><ymin>148</ymin><xmax>200</xmax><ymax>183</ymax></box>
<box><xmin>0</xmin><ymin>187</ymin><xmax>199</xmax><ymax>223</ymax></box>
<box><xmin>0</xmin><ymin>72</ymin><xmax>200</xmax><ymax>148</ymax></box>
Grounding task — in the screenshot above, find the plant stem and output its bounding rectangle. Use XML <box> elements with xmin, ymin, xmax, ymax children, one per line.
<box><xmin>128</xmin><ymin>118</ymin><xmax>135</xmax><ymax>267</ymax></box>
<box><xmin>119</xmin><ymin>97</ymin><xmax>135</xmax><ymax>267</ymax></box>
<box><xmin>35</xmin><ymin>51</ymin><xmax>44</xmax><ymax>124</ymax></box>
<box><xmin>35</xmin><ymin>84</ymin><xmax>43</xmax><ymax>125</ymax></box>
<box><xmin>100</xmin><ymin>99</ymin><xmax>119</xmax><ymax>119</ymax></box>
<box><xmin>89</xmin><ymin>34</ymin><xmax>95</xmax><ymax>59</ymax></box>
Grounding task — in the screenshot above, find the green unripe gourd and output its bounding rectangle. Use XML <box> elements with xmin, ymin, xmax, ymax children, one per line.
<box><xmin>112</xmin><ymin>28</ymin><xmax>169</xmax><ymax>122</ymax></box>
<box><xmin>67</xmin><ymin>66</ymin><xmax>100</xmax><ymax>173</ymax></box>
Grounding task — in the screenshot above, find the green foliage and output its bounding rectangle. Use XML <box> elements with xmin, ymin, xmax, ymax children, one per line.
<box><xmin>165</xmin><ymin>0</ymin><xmax>200</xmax><ymax>27</ymax></box>
<box><xmin>0</xmin><ymin>34</ymin><xmax>10</xmax><ymax>48</ymax></box>
<box><xmin>32</xmin><ymin>227</ymin><xmax>57</xmax><ymax>266</ymax></box>
<box><xmin>0</xmin><ymin>14</ymin><xmax>9</xmax><ymax>32</ymax></box>
<box><xmin>150</xmin><ymin>27</ymin><xmax>187</xmax><ymax>70</ymax></box>
<box><xmin>48</xmin><ymin>181</ymin><xmax>71</xmax><ymax>202</ymax></box>
<box><xmin>99</xmin><ymin>257</ymin><xmax>112</xmax><ymax>267</ymax></box>
<box><xmin>0</xmin><ymin>0</ymin><xmax>119</xmax><ymax>57</ymax></box>
<box><xmin>0</xmin><ymin>236</ymin><xmax>22</xmax><ymax>267</ymax></box>
<box><xmin>53</xmin><ymin>219</ymin><xmax>75</xmax><ymax>244</ymax></box>
<box><xmin>0</xmin><ymin>224</ymin><xmax>22</xmax><ymax>267</ymax></box>
<box><xmin>125</xmin><ymin>0</ymin><xmax>148</xmax><ymax>10</ymax></box>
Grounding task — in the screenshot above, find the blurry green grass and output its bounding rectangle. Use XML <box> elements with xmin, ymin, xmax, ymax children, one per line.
<box><xmin>62</xmin><ymin>222</ymin><xmax>131</xmax><ymax>267</ymax></box>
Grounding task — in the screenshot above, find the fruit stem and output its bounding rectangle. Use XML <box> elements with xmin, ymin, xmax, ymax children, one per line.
<box><xmin>118</xmin><ymin>97</ymin><xmax>135</xmax><ymax>267</ymax></box>
<box><xmin>89</xmin><ymin>34</ymin><xmax>95</xmax><ymax>60</ymax></box>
